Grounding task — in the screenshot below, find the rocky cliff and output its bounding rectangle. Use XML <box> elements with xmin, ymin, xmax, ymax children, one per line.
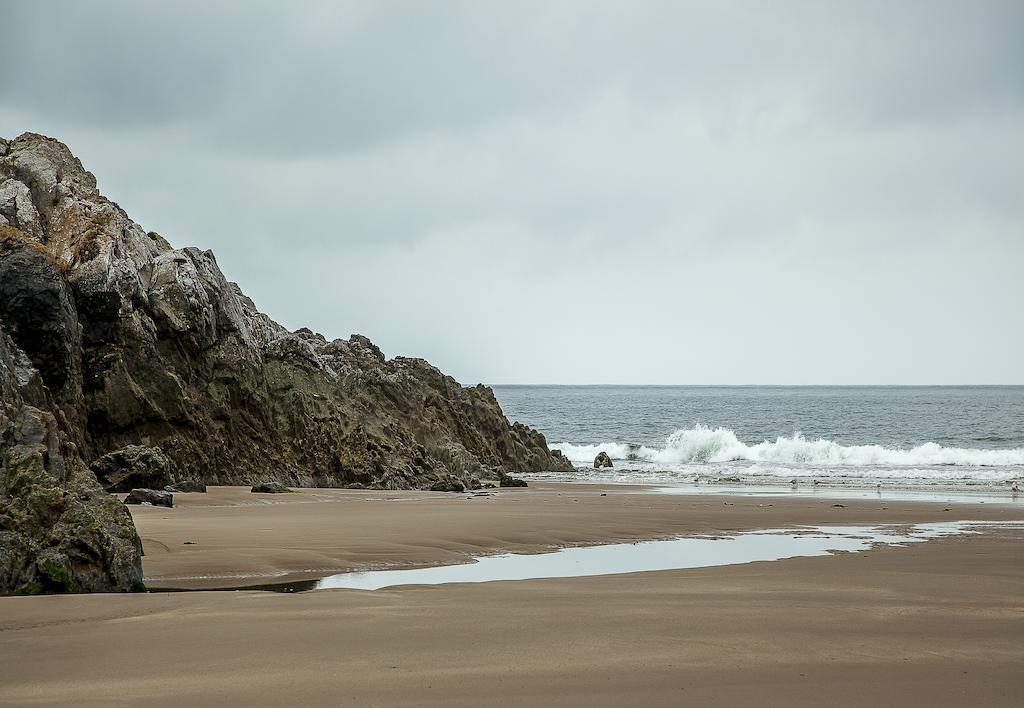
<box><xmin>0</xmin><ymin>323</ymin><xmax>143</xmax><ymax>594</ymax></box>
<box><xmin>0</xmin><ymin>133</ymin><xmax>571</xmax><ymax>494</ymax></box>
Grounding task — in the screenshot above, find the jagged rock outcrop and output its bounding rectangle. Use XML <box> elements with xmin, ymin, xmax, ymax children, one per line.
<box><xmin>594</xmin><ymin>451</ymin><xmax>614</xmax><ymax>469</ymax></box>
<box><xmin>0</xmin><ymin>326</ymin><xmax>143</xmax><ymax>594</ymax></box>
<box><xmin>0</xmin><ymin>133</ymin><xmax>573</xmax><ymax>499</ymax></box>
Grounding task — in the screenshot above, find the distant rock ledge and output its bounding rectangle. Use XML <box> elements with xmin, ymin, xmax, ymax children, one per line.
<box><xmin>0</xmin><ymin>132</ymin><xmax>573</xmax><ymax>594</ymax></box>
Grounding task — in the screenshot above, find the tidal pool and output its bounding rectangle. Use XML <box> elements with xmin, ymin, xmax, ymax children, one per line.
<box><xmin>314</xmin><ymin>521</ymin><xmax>1019</xmax><ymax>591</ymax></box>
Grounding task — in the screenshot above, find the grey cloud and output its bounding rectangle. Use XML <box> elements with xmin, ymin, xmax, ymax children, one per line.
<box><xmin>1</xmin><ymin>0</ymin><xmax>1021</xmax><ymax>383</ymax></box>
<box><xmin>6</xmin><ymin>1</ymin><xmax>1021</xmax><ymax>153</ymax></box>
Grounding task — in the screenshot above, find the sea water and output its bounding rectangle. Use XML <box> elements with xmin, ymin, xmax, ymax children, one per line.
<box><xmin>492</xmin><ymin>386</ymin><xmax>1024</xmax><ymax>490</ymax></box>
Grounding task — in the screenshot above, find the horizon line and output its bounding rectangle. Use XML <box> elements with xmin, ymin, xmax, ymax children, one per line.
<box><xmin>487</xmin><ymin>383</ymin><xmax>1024</xmax><ymax>387</ymax></box>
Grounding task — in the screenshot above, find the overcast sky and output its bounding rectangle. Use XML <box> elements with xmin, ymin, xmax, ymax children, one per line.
<box><xmin>2</xmin><ymin>1</ymin><xmax>1021</xmax><ymax>384</ymax></box>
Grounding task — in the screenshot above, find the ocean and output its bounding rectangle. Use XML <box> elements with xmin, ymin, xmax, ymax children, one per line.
<box><xmin>492</xmin><ymin>386</ymin><xmax>1024</xmax><ymax>490</ymax></box>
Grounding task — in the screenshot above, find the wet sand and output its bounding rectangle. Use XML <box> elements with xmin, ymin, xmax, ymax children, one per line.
<box><xmin>2</xmin><ymin>484</ymin><xmax>1023</xmax><ymax>706</ymax></box>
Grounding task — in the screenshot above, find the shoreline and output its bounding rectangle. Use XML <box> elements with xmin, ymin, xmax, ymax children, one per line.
<box><xmin>3</xmin><ymin>481</ymin><xmax>1023</xmax><ymax>706</ymax></box>
<box><xmin>125</xmin><ymin>483</ymin><xmax>1024</xmax><ymax>590</ymax></box>
<box><xmin>526</xmin><ymin>472</ymin><xmax>1024</xmax><ymax>497</ymax></box>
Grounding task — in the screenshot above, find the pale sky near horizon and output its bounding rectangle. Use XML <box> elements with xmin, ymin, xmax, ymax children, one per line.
<box><xmin>2</xmin><ymin>1</ymin><xmax>1022</xmax><ymax>385</ymax></box>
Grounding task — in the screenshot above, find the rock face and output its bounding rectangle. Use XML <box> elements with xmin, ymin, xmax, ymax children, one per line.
<box><xmin>0</xmin><ymin>132</ymin><xmax>573</xmax><ymax>595</ymax></box>
<box><xmin>594</xmin><ymin>451</ymin><xmax>614</xmax><ymax>469</ymax></box>
<box><xmin>0</xmin><ymin>327</ymin><xmax>143</xmax><ymax>594</ymax></box>
<box><xmin>0</xmin><ymin>133</ymin><xmax>573</xmax><ymax>494</ymax></box>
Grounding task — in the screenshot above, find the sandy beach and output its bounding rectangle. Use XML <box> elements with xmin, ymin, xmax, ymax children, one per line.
<box><xmin>2</xmin><ymin>484</ymin><xmax>1023</xmax><ymax>706</ymax></box>
<box><xmin>4</xmin><ymin>3</ymin><xmax>1023</xmax><ymax>705</ymax></box>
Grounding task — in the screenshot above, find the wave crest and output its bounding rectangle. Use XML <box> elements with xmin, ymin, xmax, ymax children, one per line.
<box><xmin>552</xmin><ymin>425</ymin><xmax>1024</xmax><ymax>467</ymax></box>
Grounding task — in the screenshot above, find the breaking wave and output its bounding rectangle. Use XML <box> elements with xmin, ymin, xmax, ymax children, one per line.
<box><xmin>552</xmin><ymin>425</ymin><xmax>1024</xmax><ymax>468</ymax></box>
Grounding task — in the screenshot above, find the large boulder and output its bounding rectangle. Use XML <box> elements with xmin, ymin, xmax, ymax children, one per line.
<box><xmin>90</xmin><ymin>445</ymin><xmax>172</xmax><ymax>492</ymax></box>
<box><xmin>499</xmin><ymin>471</ymin><xmax>529</xmax><ymax>488</ymax></box>
<box><xmin>593</xmin><ymin>451</ymin><xmax>614</xmax><ymax>469</ymax></box>
<box><xmin>430</xmin><ymin>476</ymin><xmax>466</xmax><ymax>493</ymax></box>
<box><xmin>124</xmin><ymin>488</ymin><xmax>173</xmax><ymax>507</ymax></box>
<box><xmin>0</xmin><ymin>329</ymin><xmax>143</xmax><ymax>595</ymax></box>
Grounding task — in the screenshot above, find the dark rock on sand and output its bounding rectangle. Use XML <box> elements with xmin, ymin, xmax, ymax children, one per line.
<box><xmin>164</xmin><ymin>480</ymin><xmax>207</xmax><ymax>493</ymax></box>
<box><xmin>593</xmin><ymin>451</ymin><xmax>614</xmax><ymax>469</ymax></box>
<box><xmin>499</xmin><ymin>471</ymin><xmax>528</xmax><ymax>488</ymax></box>
<box><xmin>91</xmin><ymin>445</ymin><xmax>172</xmax><ymax>493</ymax></box>
<box><xmin>430</xmin><ymin>477</ymin><xmax>466</xmax><ymax>493</ymax></box>
<box><xmin>124</xmin><ymin>488</ymin><xmax>174</xmax><ymax>507</ymax></box>
<box><xmin>251</xmin><ymin>481</ymin><xmax>292</xmax><ymax>494</ymax></box>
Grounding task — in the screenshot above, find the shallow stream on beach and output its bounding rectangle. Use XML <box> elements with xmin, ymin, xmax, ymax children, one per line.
<box><xmin>313</xmin><ymin>520</ymin><xmax>1023</xmax><ymax>591</ymax></box>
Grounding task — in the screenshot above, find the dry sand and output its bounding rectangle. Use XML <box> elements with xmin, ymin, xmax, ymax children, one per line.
<box><xmin>2</xmin><ymin>484</ymin><xmax>1023</xmax><ymax>706</ymax></box>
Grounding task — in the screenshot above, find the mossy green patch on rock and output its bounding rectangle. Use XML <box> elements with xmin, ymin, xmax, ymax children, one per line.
<box><xmin>38</xmin><ymin>557</ymin><xmax>78</xmax><ymax>593</ymax></box>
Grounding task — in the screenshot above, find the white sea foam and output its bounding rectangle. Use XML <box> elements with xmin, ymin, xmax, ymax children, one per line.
<box><xmin>548</xmin><ymin>441</ymin><xmax>647</xmax><ymax>462</ymax></box>
<box><xmin>552</xmin><ymin>425</ymin><xmax>1024</xmax><ymax>469</ymax></box>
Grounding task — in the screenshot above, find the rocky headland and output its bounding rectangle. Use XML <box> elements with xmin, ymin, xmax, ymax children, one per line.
<box><xmin>0</xmin><ymin>132</ymin><xmax>572</xmax><ymax>593</ymax></box>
